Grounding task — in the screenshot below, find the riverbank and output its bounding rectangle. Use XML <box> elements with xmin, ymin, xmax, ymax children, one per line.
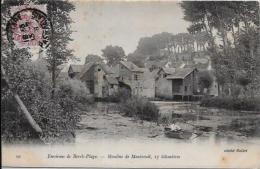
<box><xmin>76</xmin><ymin>102</ymin><xmax>260</xmax><ymax>145</ymax></box>
<box><xmin>76</xmin><ymin>102</ymin><xmax>164</xmax><ymax>143</ymax></box>
<box><xmin>200</xmin><ymin>97</ymin><xmax>260</xmax><ymax>111</ymax></box>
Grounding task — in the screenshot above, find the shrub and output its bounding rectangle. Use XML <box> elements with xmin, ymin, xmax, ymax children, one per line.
<box><xmin>58</xmin><ymin>78</ymin><xmax>94</xmax><ymax>105</ymax></box>
<box><xmin>1</xmin><ymin>50</ymin><xmax>81</xmax><ymax>144</ymax></box>
<box><xmin>120</xmin><ymin>96</ymin><xmax>159</xmax><ymax>122</ymax></box>
<box><xmin>200</xmin><ymin>96</ymin><xmax>260</xmax><ymax>111</ymax></box>
<box><xmin>103</xmin><ymin>87</ymin><xmax>131</xmax><ymax>102</ymax></box>
<box><xmin>198</xmin><ymin>71</ymin><xmax>213</xmax><ymax>94</ymax></box>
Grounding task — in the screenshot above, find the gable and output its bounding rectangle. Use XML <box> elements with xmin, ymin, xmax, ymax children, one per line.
<box><xmin>166</xmin><ymin>68</ymin><xmax>197</xmax><ymax>80</ymax></box>
<box><xmin>69</xmin><ymin>64</ymin><xmax>84</xmax><ymax>74</ymax></box>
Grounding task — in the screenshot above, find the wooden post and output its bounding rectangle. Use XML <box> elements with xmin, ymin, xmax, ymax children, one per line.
<box><xmin>1</xmin><ymin>66</ymin><xmax>42</xmax><ymax>134</ymax></box>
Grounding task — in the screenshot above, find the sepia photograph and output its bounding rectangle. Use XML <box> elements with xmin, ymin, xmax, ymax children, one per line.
<box><xmin>1</xmin><ymin>0</ymin><xmax>260</xmax><ymax>168</ymax></box>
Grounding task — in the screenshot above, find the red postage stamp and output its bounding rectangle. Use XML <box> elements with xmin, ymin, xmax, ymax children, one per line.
<box><xmin>7</xmin><ymin>6</ymin><xmax>50</xmax><ymax>48</ymax></box>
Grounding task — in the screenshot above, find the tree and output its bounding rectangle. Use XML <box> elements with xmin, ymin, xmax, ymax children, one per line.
<box><xmin>37</xmin><ymin>0</ymin><xmax>76</xmax><ymax>97</ymax></box>
<box><xmin>85</xmin><ymin>54</ymin><xmax>103</xmax><ymax>64</ymax></box>
<box><xmin>127</xmin><ymin>52</ymin><xmax>145</xmax><ymax>68</ymax></box>
<box><xmin>181</xmin><ymin>1</ymin><xmax>259</xmax><ymax>97</ymax></box>
<box><xmin>101</xmin><ymin>45</ymin><xmax>125</xmax><ymax>66</ymax></box>
<box><xmin>136</xmin><ymin>37</ymin><xmax>159</xmax><ymax>56</ymax></box>
<box><xmin>1</xmin><ymin>0</ymin><xmax>80</xmax><ymax>143</ymax></box>
<box><xmin>134</xmin><ymin>32</ymin><xmax>174</xmax><ymax>61</ymax></box>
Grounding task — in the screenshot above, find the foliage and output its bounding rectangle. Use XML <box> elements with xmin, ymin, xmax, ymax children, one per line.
<box><xmin>198</xmin><ymin>71</ymin><xmax>214</xmax><ymax>94</ymax></box>
<box><xmin>120</xmin><ymin>96</ymin><xmax>159</xmax><ymax>122</ymax></box>
<box><xmin>58</xmin><ymin>78</ymin><xmax>94</xmax><ymax>105</ymax></box>
<box><xmin>85</xmin><ymin>54</ymin><xmax>104</xmax><ymax>64</ymax></box>
<box><xmin>101</xmin><ymin>45</ymin><xmax>125</xmax><ymax>66</ymax></box>
<box><xmin>1</xmin><ymin>0</ymin><xmax>80</xmax><ymax>143</ymax></box>
<box><xmin>127</xmin><ymin>52</ymin><xmax>146</xmax><ymax>68</ymax></box>
<box><xmin>37</xmin><ymin>0</ymin><xmax>76</xmax><ymax>95</ymax></box>
<box><xmin>1</xmin><ymin>48</ymin><xmax>81</xmax><ymax>144</ymax></box>
<box><xmin>98</xmin><ymin>87</ymin><xmax>131</xmax><ymax>103</ymax></box>
<box><xmin>181</xmin><ymin>1</ymin><xmax>260</xmax><ymax>97</ymax></box>
<box><xmin>200</xmin><ymin>96</ymin><xmax>260</xmax><ymax>111</ymax></box>
<box><xmin>127</xmin><ymin>31</ymin><xmax>208</xmax><ymax>66</ymax></box>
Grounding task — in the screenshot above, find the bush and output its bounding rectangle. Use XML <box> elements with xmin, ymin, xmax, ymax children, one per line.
<box><xmin>58</xmin><ymin>79</ymin><xmax>94</xmax><ymax>105</ymax></box>
<box><xmin>200</xmin><ymin>96</ymin><xmax>260</xmax><ymax>111</ymax></box>
<box><xmin>101</xmin><ymin>87</ymin><xmax>131</xmax><ymax>102</ymax></box>
<box><xmin>120</xmin><ymin>96</ymin><xmax>159</xmax><ymax>122</ymax></box>
<box><xmin>1</xmin><ymin>50</ymin><xmax>82</xmax><ymax>144</ymax></box>
<box><xmin>198</xmin><ymin>71</ymin><xmax>214</xmax><ymax>94</ymax></box>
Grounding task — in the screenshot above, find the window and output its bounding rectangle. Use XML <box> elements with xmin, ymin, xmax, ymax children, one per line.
<box><xmin>98</xmin><ymin>68</ymin><xmax>101</xmax><ymax>71</ymax></box>
<box><xmin>185</xmin><ymin>86</ymin><xmax>187</xmax><ymax>92</ymax></box>
<box><xmin>134</xmin><ymin>74</ymin><xmax>138</xmax><ymax>81</ymax></box>
<box><xmin>110</xmin><ymin>84</ymin><xmax>114</xmax><ymax>88</ymax></box>
<box><xmin>163</xmin><ymin>74</ymin><xmax>167</xmax><ymax>78</ymax></box>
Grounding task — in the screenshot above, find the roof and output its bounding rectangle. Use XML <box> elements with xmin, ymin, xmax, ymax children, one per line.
<box><xmin>120</xmin><ymin>61</ymin><xmax>144</xmax><ymax>72</ymax></box>
<box><xmin>166</xmin><ymin>68</ymin><xmax>197</xmax><ymax>79</ymax></box>
<box><xmin>194</xmin><ymin>57</ymin><xmax>209</xmax><ymax>64</ymax></box>
<box><xmin>163</xmin><ymin>68</ymin><xmax>176</xmax><ymax>74</ymax></box>
<box><xmin>77</xmin><ymin>62</ymin><xmax>114</xmax><ymax>79</ymax></box>
<box><xmin>145</xmin><ymin>59</ymin><xmax>168</xmax><ymax>68</ymax></box>
<box><xmin>76</xmin><ymin>62</ymin><xmax>95</xmax><ymax>79</ymax></box>
<box><xmin>69</xmin><ymin>64</ymin><xmax>84</xmax><ymax>73</ymax></box>
<box><xmin>184</xmin><ymin>63</ymin><xmax>208</xmax><ymax>70</ymax></box>
<box><xmin>105</xmin><ymin>75</ymin><xmax>119</xmax><ymax>85</ymax></box>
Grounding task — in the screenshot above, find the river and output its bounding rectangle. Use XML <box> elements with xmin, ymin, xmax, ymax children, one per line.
<box><xmin>76</xmin><ymin>101</ymin><xmax>260</xmax><ymax>145</ymax></box>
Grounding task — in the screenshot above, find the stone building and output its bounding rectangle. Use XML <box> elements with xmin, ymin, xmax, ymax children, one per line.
<box><xmin>68</xmin><ymin>64</ymin><xmax>84</xmax><ymax>79</ymax></box>
<box><xmin>115</xmin><ymin>61</ymin><xmax>145</xmax><ymax>96</ymax></box>
<box><xmin>155</xmin><ymin>68</ymin><xmax>176</xmax><ymax>99</ymax></box>
<box><xmin>141</xmin><ymin>69</ymin><xmax>157</xmax><ymax>98</ymax></box>
<box><xmin>155</xmin><ymin>68</ymin><xmax>198</xmax><ymax>100</ymax></box>
<box><xmin>69</xmin><ymin>62</ymin><xmax>119</xmax><ymax>98</ymax></box>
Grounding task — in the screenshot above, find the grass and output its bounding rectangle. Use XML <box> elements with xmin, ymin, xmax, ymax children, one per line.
<box><xmin>200</xmin><ymin>96</ymin><xmax>260</xmax><ymax>111</ymax></box>
<box><xmin>120</xmin><ymin>96</ymin><xmax>159</xmax><ymax>122</ymax></box>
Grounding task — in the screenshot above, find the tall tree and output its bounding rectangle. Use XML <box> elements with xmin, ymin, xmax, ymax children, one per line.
<box><xmin>101</xmin><ymin>45</ymin><xmax>125</xmax><ymax>66</ymax></box>
<box><xmin>40</xmin><ymin>0</ymin><xmax>75</xmax><ymax>97</ymax></box>
<box><xmin>181</xmin><ymin>1</ymin><xmax>260</xmax><ymax>97</ymax></box>
<box><xmin>85</xmin><ymin>54</ymin><xmax>103</xmax><ymax>64</ymax></box>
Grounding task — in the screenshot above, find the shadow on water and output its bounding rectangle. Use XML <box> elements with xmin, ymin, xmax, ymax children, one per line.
<box><xmin>153</xmin><ymin>101</ymin><xmax>260</xmax><ymax>144</ymax></box>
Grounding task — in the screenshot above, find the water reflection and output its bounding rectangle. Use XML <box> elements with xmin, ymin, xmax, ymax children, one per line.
<box><xmin>152</xmin><ymin>101</ymin><xmax>260</xmax><ymax>145</ymax></box>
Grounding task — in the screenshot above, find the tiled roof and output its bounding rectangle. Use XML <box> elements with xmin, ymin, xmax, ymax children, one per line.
<box><xmin>163</xmin><ymin>68</ymin><xmax>176</xmax><ymax>74</ymax></box>
<box><xmin>76</xmin><ymin>62</ymin><xmax>95</xmax><ymax>79</ymax></box>
<box><xmin>166</xmin><ymin>68</ymin><xmax>196</xmax><ymax>79</ymax></box>
<box><xmin>105</xmin><ymin>75</ymin><xmax>119</xmax><ymax>85</ymax></box>
<box><xmin>120</xmin><ymin>61</ymin><xmax>144</xmax><ymax>72</ymax></box>
<box><xmin>184</xmin><ymin>63</ymin><xmax>208</xmax><ymax>70</ymax></box>
<box><xmin>145</xmin><ymin>59</ymin><xmax>168</xmax><ymax>68</ymax></box>
<box><xmin>77</xmin><ymin>62</ymin><xmax>114</xmax><ymax>79</ymax></box>
<box><xmin>69</xmin><ymin>64</ymin><xmax>84</xmax><ymax>73</ymax></box>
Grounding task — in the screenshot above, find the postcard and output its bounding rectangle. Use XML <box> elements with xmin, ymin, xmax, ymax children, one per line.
<box><xmin>1</xmin><ymin>0</ymin><xmax>260</xmax><ymax>168</ymax></box>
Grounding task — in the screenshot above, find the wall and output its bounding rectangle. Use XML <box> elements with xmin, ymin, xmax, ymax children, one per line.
<box><xmin>131</xmin><ymin>72</ymin><xmax>143</xmax><ymax>96</ymax></box>
<box><xmin>94</xmin><ymin>64</ymin><xmax>106</xmax><ymax>98</ymax></box>
<box><xmin>107</xmin><ymin>83</ymin><xmax>118</xmax><ymax>96</ymax></box>
<box><xmin>155</xmin><ymin>72</ymin><xmax>172</xmax><ymax>99</ymax></box>
<box><xmin>182</xmin><ymin>71</ymin><xmax>198</xmax><ymax>96</ymax></box>
<box><xmin>142</xmin><ymin>71</ymin><xmax>155</xmax><ymax>98</ymax></box>
<box><xmin>208</xmin><ymin>76</ymin><xmax>219</xmax><ymax>96</ymax></box>
<box><xmin>118</xmin><ymin>63</ymin><xmax>132</xmax><ymax>87</ymax></box>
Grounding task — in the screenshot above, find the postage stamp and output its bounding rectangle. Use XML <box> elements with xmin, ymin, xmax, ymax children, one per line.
<box><xmin>7</xmin><ymin>6</ymin><xmax>50</xmax><ymax>48</ymax></box>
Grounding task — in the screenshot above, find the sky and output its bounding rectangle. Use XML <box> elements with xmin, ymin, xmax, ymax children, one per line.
<box><xmin>69</xmin><ymin>1</ymin><xmax>190</xmax><ymax>64</ymax></box>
